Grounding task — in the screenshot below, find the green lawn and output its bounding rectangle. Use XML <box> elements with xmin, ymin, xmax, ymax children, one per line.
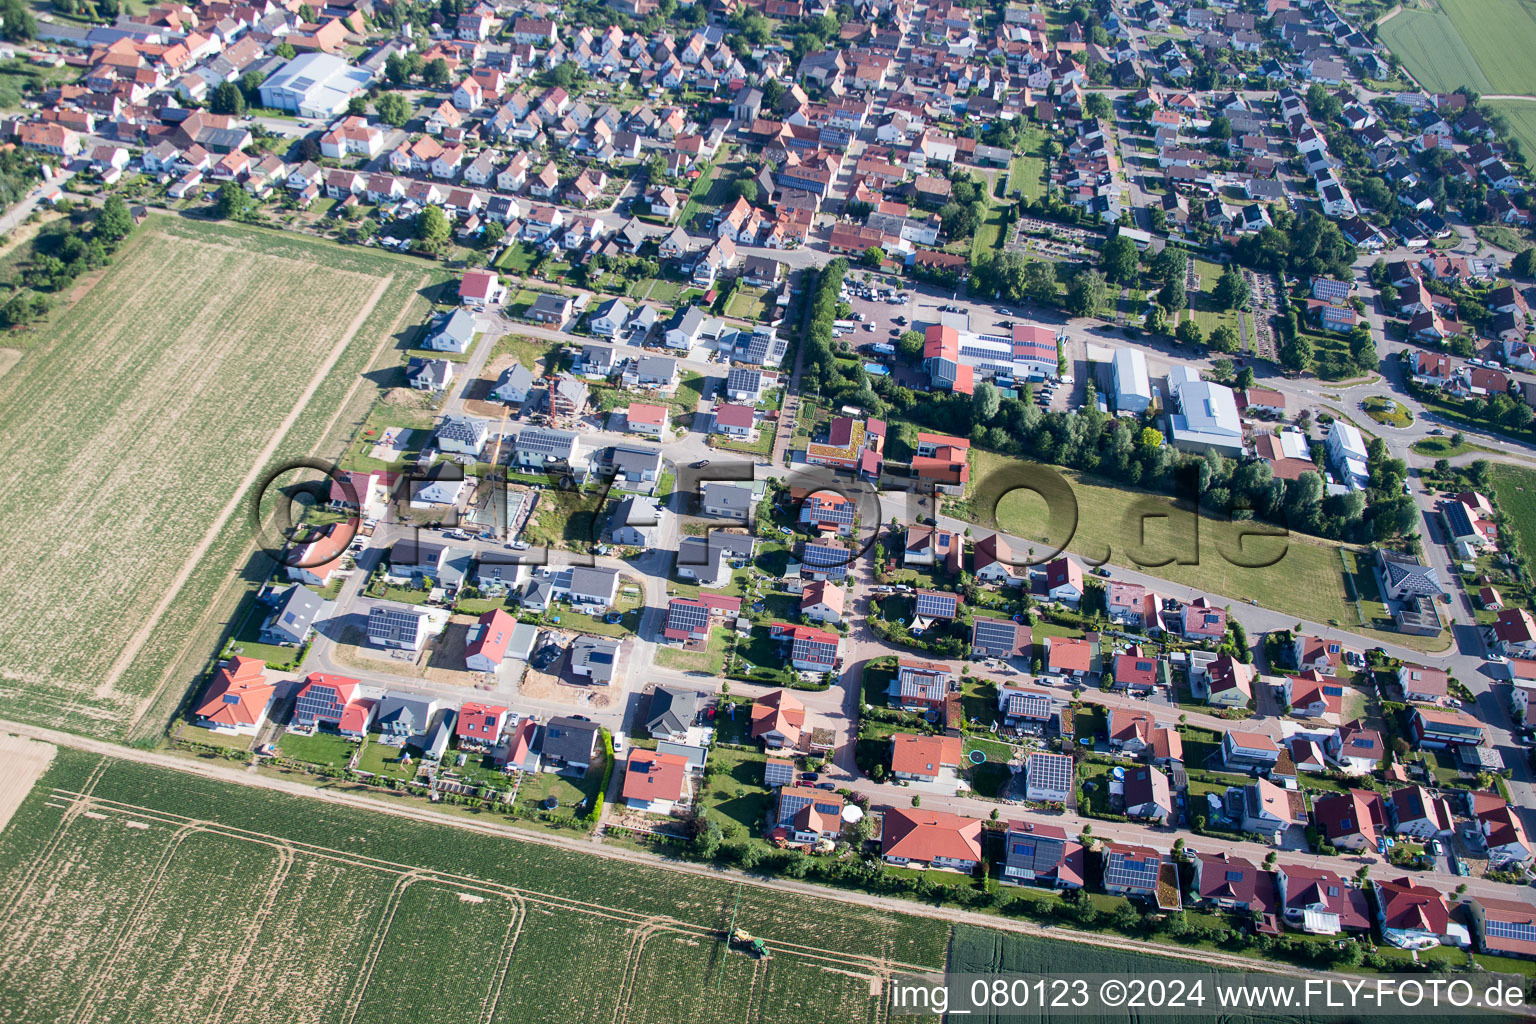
<box><xmin>1363</xmin><ymin>396</ymin><xmax>1413</xmax><ymax>428</ymax></box>
<box><xmin>653</xmin><ymin>626</ymin><xmax>730</xmax><ymax>674</ymax></box>
<box><xmin>698</xmin><ymin>747</ymin><xmax>775</xmax><ymax>841</ymax></box>
<box><xmin>491</xmin><ymin>334</ymin><xmax>566</xmax><ymax>374</ymax></box>
<box><xmin>1411</xmin><ymin>436</ymin><xmax>1493</xmax><ymax>458</ymax></box>
<box><xmin>969</xmin><ymin>451</ymin><xmax>1362</xmax><ymax>630</ymax></box>
<box><xmin>1008</xmin><ymin>153</ymin><xmax>1046</xmax><ymax>201</ymax></box>
<box><xmin>511</xmin><ymin>757</ymin><xmax>606</xmax><ymax>818</ymax></box>
<box><xmin>723</xmin><ymin>285</ymin><xmax>774</xmax><ymax>322</ymax></box>
<box><xmin>276</xmin><ymin>729</ymin><xmax>357</xmax><ymax>769</ymax></box>
<box><xmin>524</xmin><ymin>488</ymin><xmax>605</xmax><ymax>550</ymax></box>
<box><xmin>355</xmin><ymin>737</ymin><xmax>424</xmax><ymax>781</ymax></box>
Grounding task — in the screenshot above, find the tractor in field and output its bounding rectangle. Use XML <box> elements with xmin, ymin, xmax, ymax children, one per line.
<box><xmin>731</xmin><ymin>929</ymin><xmax>771</xmax><ymax>959</ymax></box>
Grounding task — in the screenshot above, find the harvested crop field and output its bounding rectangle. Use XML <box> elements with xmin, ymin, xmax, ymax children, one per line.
<box><xmin>0</xmin><ymin>748</ymin><xmax>946</xmax><ymax>1023</ymax></box>
<box><xmin>0</xmin><ymin>217</ymin><xmax>436</xmax><ymax>739</ymax></box>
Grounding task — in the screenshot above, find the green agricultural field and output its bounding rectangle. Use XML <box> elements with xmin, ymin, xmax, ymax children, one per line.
<box><xmin>0</xmin><ymin>748</ymin><xmax>947</xmax><ymax>1023</ymax></box>
<box><xmin>1490</xmin><ymin>462</ymin><xmax>1536</xmax><ymax>565</ymax></box>
<box><xmin>1378</xmin><ymin>8</ymin><xmax>1493</xmax><ymax>95</ymax></box>
<box><xmin>0</xmin><ymin>216</ymin><xmax>433</xmax><ymax>742</ymax></box>
<box><xmin>966</xmin><ymin>451</ymin><xmax>1380</xmax><ymax>634</ymax></box>
<box><xmin>1486</xmin><ymin>99</ymin><xmax>1536</xmax><ymax>169</ymax></box>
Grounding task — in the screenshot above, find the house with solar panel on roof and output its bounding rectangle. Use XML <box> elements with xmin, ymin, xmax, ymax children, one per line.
<box><xmin>971</xmin><ymin>616</ymin><xmax>1031</xmax><ymax>661</ymax></box>
<box><xmin>1000</xmin><ymin>822</ymin><xmax>1084</xmax><ymax>889</ymax></box>
<box><xmin>367</xmin><ymin>602</ymin><xmax>448</xmax><ymax>652</ymax></box>
<box><xmin>1024</xmin><ymin>752</ymin><xmax>1073</xmax><ymax>802</ymax></box>
<box><xmin>912</xmin><ymin>589</ymin><xmax>961</xmax><ymax>624</ymax></box>
<box><xmin>888</xmin><ymin>659</ymin><xmax>952</xmax><ymax>712</ymax></box>
<box><xmin>289</xmin><ymin>673</ymin><xmax>375</xmax><ymax>739</ymax></box>
<box><xmin>1101</xmin><ymin>844</ymin><xmax>1180</xmax><ymax>909</ymax></box>
<box><xmin>998</xmin><ymin>686</ymin><xmax>1054</xmax><ymax>730</ymax></box>
<box><xmin>769</xmin><ymin>623</ymin><xmax>841</xmax><ymax>674</ymax></box>
<box><xmin>797</xmin><ymin>539</ymin><xmax>852</xmax><ymax>581</ymax></box>
<box><xmin>797</xmin><ymin>490</ymin><xmax>857</xmax><ymax>535</ymax></box>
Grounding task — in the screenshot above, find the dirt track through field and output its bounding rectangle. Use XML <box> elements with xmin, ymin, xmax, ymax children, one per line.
<box><xmin>0</xmin><ymin>734</ymin><xmax>54</xmax><ymax>831</ymax></box>
<box><xmin>99</xmin><ymin>271</ymin><xmax>394</xmax><ymax>702</ymax></box>
<box><xmin>0</xmin><ymin>719</ymin><xmax>1310</xmax><ymax>982</ymax></box>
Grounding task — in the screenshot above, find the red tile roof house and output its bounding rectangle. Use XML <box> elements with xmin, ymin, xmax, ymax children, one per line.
<box><xmin>290</xmin><ymin>673</ymin><xmax>374</xmax><ymax>738</ymax></box>
<box><xmin>881</xmin><ymin>808</ymin><xmax>983</xmax><ymax>871</ymax></box>
<box><xmin>193</xmin><ymin>656</ymin><xmax>275</xmax><ymax>736</ymax></box>
<box><xmin>455</xmin><ymin>701</ymin><xmax>509</xmax><ymax>752</ymax></box>
<box><xmin>888</xmin><ymin>658</ymin><xmax>952</xmax><ymax>711</ymax></box>
<box><xmin>1200</xmin><ymin>654</ymin><xmax>1253</xmax><ymax>708</ymax></box>
<box><xmin>1312</xmin><ymin>788</ymin><xmax>1387</xmax><ymax>852</ymax></box>
<box><xmin>1282</xmin><ymin>670</ymin><xmax>1342</xmax><ymax>718</ymax></box>
<box><xmin>890</xmin><ymin>733</ymin><xmax>964</xmax><ymax>783</ymax></box>
<box><xmin>800</xmin><ymin>579</ymin><xmax>846</xmax><ymax>624</ymax></box>
<box><xmin>1292</xmin><ymin>634</ymin><xmax>1342</xmax><ymax>676</ymax></box>
<box><xmin>773</xmin><ymin>786</ymin><xmax>844</xmax><ymax>843</ymax></box>
<box><xmin>1107</xmin><ymin>707</ymin><xmax>1155</xmax><ymax>755</ymax></box>
<box><xmin>459</xmin><ymin>268</ymin><xmax>507</xmax><ymax>305</ymax></box>
<box><xmin>1475</xmin><ymin>797</ymin><xmax>1534</xmax><ymax>867</ymax></box>
<box><xmin>1101</xmin><ymin>844</ymin><xmax>1180</xmax><ymax>909</ymax></box>
<box><xmin>1113</xmin><ymin>650</ymin><xmax>1160</xmax><ymax>694</ymax></box>
<box><xmin>769</xmin><ymin>623</ymin><xmax>840</xmax><ymax>673</ymax></box>
<box><xmin>711</xmin><ymin>401</ymin><xmax>756</xmax><ymax>437</ymax></box>
<box><xmin>1275</xmin><ymin>863</ymin><xmax>1371</xmax><ymax>935</ymax></box>
<box><xmin>1192</xmin><ymin>852</ymin><xmax>1262</xmax><ymax>911</ymax></box>
<box><xmin>1043</xmin><ymin>556</ymin><xmax>1084</xmax><ymax>604</ymax></box>
<box><xmin>285</xmin><ymin>521</ymin><xmax>353</xmax><ymax>587</ymax></box>
<box><xmin>464</xmin><ymin>608</ymin><xmax>517</xmax><ymax>672</ymax></box>
<box><xmin>625</xmin><ymin>401</ymin><xmax>669</xmax><ymax>438</ymax></box>
<box><xmin>999</xmin><ymin>822</ymin><xmax>1085</xmax><ymax>889</ymax></box>
<box><xmin>1494</xmin><ymin>608</ymin><xmax>1536</xmax><ymax>658</ymax></box>
<box><xmin>622</xmin><ymin>748</ymin><xmax>692</xmax><ymax>814</ymax></box>
<box><xmin>1177</xmin><ymin>597</ymin><xmax>1227</xmax><ymax>641</ymax></box>
<box><xmin>750</xmin><ymin>689</ymin><xmax>806</xmax><ymax>749</ymax></box>
<box><xmin>1373</xmin><ymin>876</ymin><xmax>1466</xmax><ymax>949</ymax></box>
<box><xmin>1387</xmin><ymin>785</ymin><xmax>1454</xmax><ymax>839</ymax></box>
<box><xmin>1397</xmin><ymin>663</ymin><xmax>1450</xmax><ymax>704</ymax></box>
<box><xmin>1044</xmin><ymin>636</ymin><xmax>1096</xmax><ymax>678</ymax></box>
<box><xmin>1123</xmin><ymin>764</ymin><xmax>1172</xmax><ymax>823</ymax></box>
<box><xmin>1467</xmin><ymin>896</ymin><xmax>1536</xmax><ymax>959</ymax></box>
<box><xmin>971</xmin><ymin>532</ymin><xmax>1026</xmax><ymax>586</ymax></box>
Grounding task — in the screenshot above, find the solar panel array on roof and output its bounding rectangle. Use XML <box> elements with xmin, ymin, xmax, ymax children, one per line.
<box><xmin>802</xmin><ymin>543</ymin><xmax>850</xmax><ymax>578</ymax></box>
<box><xmin>666</xmin><ymin>601</ymin><xmax>709</xmax><ymax>635</ymax></box>
<box><xmin>1027</xmin><ymin>752</ymin><xmax>1072</xmax><ymax>791</ymax></box>
<box><xmin>1488</xmin><ymin>919</ymin><xmax>1536</xmax><ymax>942</ymax></box>
<box><xmin>1006</xmin><ymin>692</ymin><xmax>1051</xmax><ymax>719</ymax></box>
<box><xmin>973</xmin><ymin>618</ymin><xmax>1018</xmax><ymax>651</ymax></box>
<box><xmin>915</xmin><ymin>591</ymin><xmax>958</xmax><ymax>617</ymax></box>
<box><xmin>801</xmin><ymin>496</ymin><xmax>856</xmax><ymax>524</ymax></box>
<box><xmin>1104</xmin><ymin>850</ymin><xmax>1160</xmax><ymax>889</ymax></box>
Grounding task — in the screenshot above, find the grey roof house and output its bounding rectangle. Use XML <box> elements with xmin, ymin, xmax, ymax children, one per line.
<box><xmin>261</xmin><ymin>584</ymin><xmax>327</xmax><ymax>646</ymax></box>
<box><xmin>490</xmin><ymin>363</ymin><xmax>538</xmax><ymax>404</ymax></box>
<box><xmin>644</xmin><ymin>686</ymin><xmax>701</xmax><ymax>739</ymax></box>
<box><xmin>373</xmin><ymin>693</ymin><xmax>440</xmax><ymax>746</ymax></box>
<box><xmin>425</xmin><ymin>308</ymin><xmax>478</xmax><ymax>353</ymax></box>
<box><xmin>609</xmin><ymin>495</ymin><xmax>666</xmax><ymax>547</ymax></box>
<box><xmin>541</xmin><ymin>715</ymin><xmax>601</xmax><ymax>773</ymax></box>
<box><xmin>571</xmin><ymin>634</ymin><xmax>622</xmax><ymax>685</ymax></box>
